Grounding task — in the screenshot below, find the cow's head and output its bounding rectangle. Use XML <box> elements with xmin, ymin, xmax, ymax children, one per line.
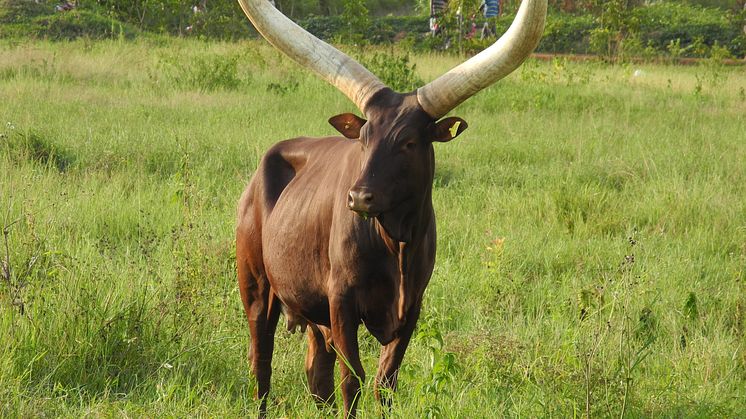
<box><xmin>238</xmin><ymin>0</ymin><xmax>547</xmax><ymax>239</ymax></box>
<box><xmin>326</xmin><ymin>92</ymin><xmax>466</xmax><ymax>239</ymax></box>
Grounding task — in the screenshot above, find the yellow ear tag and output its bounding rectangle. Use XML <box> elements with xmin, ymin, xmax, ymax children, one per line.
<box><xmin>449</xmin><ymin>121</ymin><xmax>461</xmax><ymax>138</ymax></box>
<box><xmin>344</xmin><ymin>124</ymin><xmax>350</xmax><ymax>130</ymax></box>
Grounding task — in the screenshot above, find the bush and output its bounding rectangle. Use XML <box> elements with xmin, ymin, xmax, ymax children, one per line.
<box><xmin>186</xmin><ymin>7</ymin><xmax>257</xmax><ymax>40</ymax></box>
<box><xmin>0</xmin><ymin>0</ymin><xmax>53</xmax><ymax>23</ymax></box>
<box><xmin>300</xmin><ymin>15</ymin><xmax>344</xmax><ymax>40</ymax></box>
<box><xmin>336</xmin><ymin>4</ymin><xmax>743</xmax><ymax>58</ymax></box>
<box><xmin>358</xmin><ymin>51</ymin><xmax>423</xmax><ymax>92</ymax></box>
<box><xmin>539</xmin><ymin>13</ymin><xmax>595</xmax><ymax>54</ymax></box>
<box><xmin>1</xmin><ymin>0</ymin><xmax>742</xmax><ymax>59</ymax></box>
<box><xmin>90</xmin><ymin>0</ymin><xmax>191</xmax><ymax>35</ymax></box>
<box><xmin>32</xmin><ymin>9</ymin><xmax>138</xmax><ymax>40</ymax></box>
<box><xmin>299</xmin><ymin>15</ymin><xmax>428</xmax><ymax>44</ymax></box>
<box><xmin>421</xmin><ymin>4</ymin><xmax>742</xmax><ymax>58</ymax></box>
<box><xmin>152</xmin><ymin>51</ymin><xmax>248</xmax><ymax>91</ymax></box>
<box><xmin>634</xmin><ymin>2</ymin><xmax>744</xmax><ymax>57</ymax></box>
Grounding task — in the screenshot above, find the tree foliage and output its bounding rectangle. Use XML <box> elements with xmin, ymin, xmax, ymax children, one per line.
<box><xmin>2</xmin><ymin>0</ymin><xmax>743</xmax><ymax>58</ymax></box>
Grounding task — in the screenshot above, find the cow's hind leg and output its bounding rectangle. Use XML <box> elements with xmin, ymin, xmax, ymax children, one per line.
<box><xmin>238</xmin><ymin>259</ymin><xmax>281</xmax><ymax>417</ymax></box>
<box><xmin>305</xmin><ymin>324</ymin><xmax>336</xmax><ymax>407</ymax></box>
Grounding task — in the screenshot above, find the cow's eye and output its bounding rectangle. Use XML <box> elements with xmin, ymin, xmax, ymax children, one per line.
<box><xmin>405</xmin><ymin>141</ymin><xmax>417</xmax><ymax>150</ymax></box>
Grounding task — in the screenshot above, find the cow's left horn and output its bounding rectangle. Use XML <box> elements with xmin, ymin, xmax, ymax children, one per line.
<box><xmin>417</xmin><ymin>0</ymin><xmax>547</xmax><ymax>119</ymax></box>
<box><xmin>237</xmin><ymin>0</ymin><xmax>386</xmax><ymax>115</ymax></box>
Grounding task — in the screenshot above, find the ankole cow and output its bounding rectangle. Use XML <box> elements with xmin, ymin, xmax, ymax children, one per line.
<box><xmin>235</xmin><ymin>0</ymin><xmax>546</xmax><ymax>416</ymax></box>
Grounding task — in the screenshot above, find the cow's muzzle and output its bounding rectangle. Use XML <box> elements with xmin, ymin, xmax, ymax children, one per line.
<box><xmin>348</xmin><ymin>187</ymin><xmax>379</xmax><ymax>217</ymax></box>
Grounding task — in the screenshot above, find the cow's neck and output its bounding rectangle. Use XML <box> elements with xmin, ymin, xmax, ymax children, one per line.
<box><xmin>373</xmin><ymin>185</ymin><xmax>433</xmax><ymax>324</ymax></box>
<box><xmin>374</xmin><ymin>190</ymin><xmax>432</xmax><ymax>251</ymax></box>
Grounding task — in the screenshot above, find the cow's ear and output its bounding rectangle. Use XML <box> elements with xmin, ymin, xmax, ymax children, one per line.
<box><xmin>432</xmin><ymin>117</ymin><xmax>468</xmax><ymax>143</ymax></box>
<box><xmin>329</xmin><ymin>113</ymin><xmax>367</xmax><ymax>139</ymax></box>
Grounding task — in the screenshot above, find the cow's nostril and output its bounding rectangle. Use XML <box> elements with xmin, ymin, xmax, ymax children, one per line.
<box><xmin>348</xmin><ymin>189</ymin><xmax>374</xmax><ymax>211</ymax></box>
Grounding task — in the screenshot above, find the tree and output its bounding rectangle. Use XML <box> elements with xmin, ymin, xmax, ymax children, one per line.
<box><xmin>588</xmin><ymin>0</ymin><xmax>642</xmax><ymax>59</ymax></box>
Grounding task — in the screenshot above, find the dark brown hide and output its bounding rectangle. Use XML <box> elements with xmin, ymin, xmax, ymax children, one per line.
<box><xmin>237</xmin><ymin>91</ymin><xmax>466</xmax><ymax>417</ymax></box>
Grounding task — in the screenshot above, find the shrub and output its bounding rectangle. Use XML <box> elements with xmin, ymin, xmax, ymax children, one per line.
<box><xmin>89</xmin><ymin>0</ymin><xmax>191</xmax><ymax>35</ymax></box>
<box><xmin>186</xmin><ymin>12</ymin><xmax>256</xmax><ymax>40</ymax></box>
<box><xmin>299</xmin><ymin>15</ymin><xmax>428</xmax><ymax>44</ymax></box>
<box><xmin>298</xmin><ymin>9</ymin><xmax>738</xmax><ymax>58</ymax></box>
<box><xmin>634</xmin><ymin>2</ymin><xmax>745</xmax><ymax>57</ymax></box>
<box><xmin>0</xmin><ymin>0</ymin><xmax>51</xmax><ymax>37</ymax></box>
<box><xmin>300</xmin><ymin>14</ymin><xmax>345</xmax><ymax>40</ymax></box>
<box><xmin>540</xmin><ymin>13</ymin><xmax>595</xmax><ymax>54</ymax></box>
<box><xmin>31</xmin><ymin>10</ymin><xmax>138</xmax><ymax>40</ymax></box>
<box><xmin>340</xmin><ymin>0</ymin><xmax>371</xmax><ymax>44</ymax></box>
<box><xmin>1</xmin><ymin>0</ymin><xmax>742</xmax><ymax>58</ymax></box>
<box><xmin>358</xmin><ymin>51</ymin><xmax>423</xmax><ymax>92</ymax></box>
<box><xmin>185</xmin><ymin>2</ymin><xmax>257</xmax><ymax>40</ymax></box>
<box><xmin>153</xmin><ymin>51</ymin><xmax>247</xmax><ymax>92</ymax></box>
<box><xmin>0</xmin><ymin>1</ymin><xmax>138</xmax><ymax>41</ymax></box>
<box><xmin>0</xmin><ymin>0</ymin><xmax>54</xmax><ymax>23</ymax></box>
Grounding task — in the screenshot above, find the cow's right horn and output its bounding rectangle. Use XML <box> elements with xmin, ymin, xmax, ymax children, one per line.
<box><xmin>237</xmin><ymin>0</ymin><xmax>386</xmax><ymax>116</ymax></box>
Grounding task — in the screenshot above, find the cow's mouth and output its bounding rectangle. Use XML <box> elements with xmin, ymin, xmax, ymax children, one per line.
<box><xmin>370</xmin><ymin>197</ymin><xmax>412</xmax><ymax>220</ymax></box>
<box><xmin>353</xmin><ymin>210</ymin><xmax>380</xmax><ymax>220</ymax></box>
<box><xmin>352</xmin><ymin>197</ymin><xmax>413</xmax><ymax>220</ymax></box>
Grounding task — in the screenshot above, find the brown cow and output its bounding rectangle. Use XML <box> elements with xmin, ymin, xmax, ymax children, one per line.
<box><xmin>235</xmin><ymin>0</ymin><xmax>547</xmax><ymax>417</ymax></box>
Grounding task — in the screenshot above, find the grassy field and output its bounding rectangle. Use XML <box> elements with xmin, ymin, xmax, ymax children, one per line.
<box><xmin>1</xmin><ymin>38</ymin><xmax>745</xmax><ymax>417</ymax></box>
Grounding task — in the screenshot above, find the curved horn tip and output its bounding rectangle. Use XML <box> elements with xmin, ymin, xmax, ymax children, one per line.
<box><xmin>417</xmin><ymin>0</ymin><xmax>548</xmax><ymax>119</ymax></box>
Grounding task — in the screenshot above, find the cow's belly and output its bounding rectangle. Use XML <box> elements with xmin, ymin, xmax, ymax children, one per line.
<box><xmin>262</xmin><ymin>215</ymin><xmax>403</xmax><ymax>338</ymax></box>
<box><xmin>262</xmin><ymin>192</ymin><xmax>334</xmax><ymax>326</ymax></box>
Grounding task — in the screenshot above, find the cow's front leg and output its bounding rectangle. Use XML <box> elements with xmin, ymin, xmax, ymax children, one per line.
<box><xmin>374</xmin><ymin>303</ymin><xmax>422</xmax><ymax>409</ymax></box>
<box><xmin>330</xmin><ymin>295</ymin><xmax>365</xmax><ymax>418</ymax></box>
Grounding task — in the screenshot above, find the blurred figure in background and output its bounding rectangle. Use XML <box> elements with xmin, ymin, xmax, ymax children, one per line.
<box><xmin>480</xmin><ymin>0</ymin><xmax>499</xmax><ymax>39</ymax></box>
<box><xmin>55</xmin><ymin>1</ymin><xmax>75</xmax><ymax>12</ymax></box>
<box><xmin>430</xmin><ymin>0</ymin><xmax>448</xmax><ymax>36</ymax></box>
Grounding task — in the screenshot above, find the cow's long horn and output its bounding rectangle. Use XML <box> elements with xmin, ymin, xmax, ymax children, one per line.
<box><xmin>417</xmin><ymin>0</ymin><xmax>547</xmax><ymax>119</ymax></box>
<box><xmin>237</xmin><ymin>0</ymin><xmax>386</xmax><ymax>114</ymax></box>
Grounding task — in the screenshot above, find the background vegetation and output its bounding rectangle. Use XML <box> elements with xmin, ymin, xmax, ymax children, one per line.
<box><xmin>1</xmin><ymin>0</ymin><xmax>745</xmax><ymax>58</ymax></box>
<box><xmin>1</xmin><ymin>38</ymin><xmax>745</xmax><ymax>417</ymax></box>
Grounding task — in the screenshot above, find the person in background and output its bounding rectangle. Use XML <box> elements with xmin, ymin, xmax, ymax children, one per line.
<box><xmin>466</xmin><ymin>10</ymin><xmax>478</xmax><ymax>39</ymax></box>
<box><xmin>192</xmin><ymin>0</ymin><xmax>207</xmax><ymax>13</ymax></box>
<box><xmin>430</xmin><ymin>0</ymin><xmax>448</xmax><ymax>36</ymax></box>
<box><xmin>480</xmin><ymin>0</ymin><xmax>499</xmax><ymax>39</ymax></box>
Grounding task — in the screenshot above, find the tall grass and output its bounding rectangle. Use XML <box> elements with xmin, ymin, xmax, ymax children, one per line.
<box><xmin>1</xmin><ymin>38</ymin><xmax>745</xmax><ymax>417</ymax></box>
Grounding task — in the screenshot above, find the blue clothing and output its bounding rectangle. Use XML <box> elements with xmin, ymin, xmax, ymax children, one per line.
<box><xmin>483</xmin><ymin>0</ymin><xmax>499</xmax><ymax>18</ymax></box>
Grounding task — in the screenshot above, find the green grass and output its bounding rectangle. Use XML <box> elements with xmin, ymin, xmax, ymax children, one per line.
<box><xmin>1</xmin><ymin>38</ymin><xmax>745</xmax><ymax>417</ymax></box>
